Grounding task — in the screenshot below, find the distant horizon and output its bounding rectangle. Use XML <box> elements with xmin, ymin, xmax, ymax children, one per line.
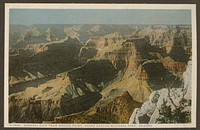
<box><xmin>10</xmin><ymin>9</ymin><xmax>191</xmax><ymax>25</ymax></box>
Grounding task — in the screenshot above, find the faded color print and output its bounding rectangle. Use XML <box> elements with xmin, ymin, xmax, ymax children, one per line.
<box><xmin>4</xmin><ymin>4</ymin><xmax>197</xmax><ymax>128</ymax></box>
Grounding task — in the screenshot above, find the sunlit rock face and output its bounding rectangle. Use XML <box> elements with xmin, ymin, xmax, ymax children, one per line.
<box><xmin>129</xmin><ymin>60</ymin><xmax>192</xmax><ymax>124</ymax></box>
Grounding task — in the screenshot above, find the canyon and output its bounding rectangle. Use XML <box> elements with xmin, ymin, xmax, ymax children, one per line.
<box><xmin>8</xmin><ymin>24</ymin><xmax>192</xmax><ymax>124</ymax></box>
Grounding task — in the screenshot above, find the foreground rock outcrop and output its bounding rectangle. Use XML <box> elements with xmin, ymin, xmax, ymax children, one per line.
<box><xmin>129</xmin><ymin>60</ymin><xmax>192</xmax><ymax>124</ymax></box>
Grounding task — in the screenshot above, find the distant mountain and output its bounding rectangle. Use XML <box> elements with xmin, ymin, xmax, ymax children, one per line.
<box><xmin>9</xmin><ymin>24</ymin><xmax>141</xmax><ymax>47</ymax></box>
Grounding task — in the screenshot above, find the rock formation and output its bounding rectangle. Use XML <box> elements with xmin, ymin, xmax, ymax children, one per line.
<box><xmin>129</xmin><ymin>60</ymin><xmax>192</xmax><ymax>124</ymax></box>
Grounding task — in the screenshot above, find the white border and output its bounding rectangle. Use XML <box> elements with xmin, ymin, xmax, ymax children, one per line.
<box><xmin>4</xmin><ymin>3</ymin><xmax>196</xmax><ymax>9</ymax></box>
<box><xmin>4</xmin><ymin>3</ymin><xmax>197</xmax><ymax>128</ymax></box>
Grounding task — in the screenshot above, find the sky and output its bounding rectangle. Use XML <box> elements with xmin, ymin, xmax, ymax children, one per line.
<box><xmin>9</xmin><ymin>9</ymin><xmax>191</xmax><ymax>25</ymax></box>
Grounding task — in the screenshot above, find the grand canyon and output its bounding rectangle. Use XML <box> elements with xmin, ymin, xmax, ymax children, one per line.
<box><xmin>8</xmin><ymin>24</ymin><xmax>192</xmax><ymax>124</ymax></box>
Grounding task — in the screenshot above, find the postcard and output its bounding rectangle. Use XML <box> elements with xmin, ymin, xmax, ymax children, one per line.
<box><xmin>4</xmin><ymin>3</ymin><xmax>197</xmax><ymax>128</ymax></box>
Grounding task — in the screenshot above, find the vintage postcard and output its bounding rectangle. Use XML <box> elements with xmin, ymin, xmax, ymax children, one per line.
<box><xmin>4</xmin><ymin>3</ymin><xmax>197</xmax><ymax>128</ymax></box>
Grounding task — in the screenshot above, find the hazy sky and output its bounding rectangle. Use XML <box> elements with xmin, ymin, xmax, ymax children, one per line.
<box><xmin>10</xmin><ymin>9</ymin><xmax>191</xmax><ymax>25</ymax></box>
